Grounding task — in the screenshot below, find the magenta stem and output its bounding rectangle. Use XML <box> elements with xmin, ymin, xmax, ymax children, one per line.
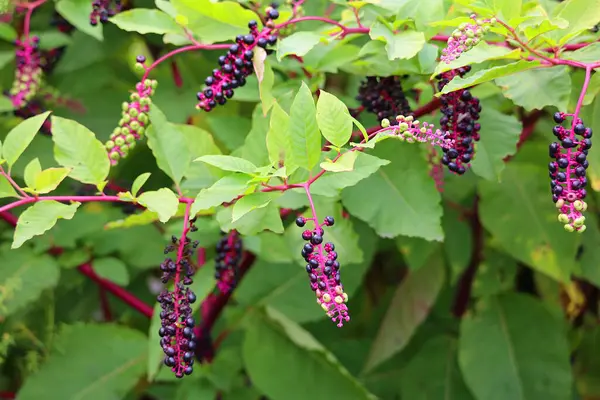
<box><xmin>142</xmin><ymin>44</ymin><xmax>230</xmax><ymax>81</ymax></box>
<box><xmin>0</xmin><ymin>167</ymin><xmax>29</xmax><ymax>198</ymax></box>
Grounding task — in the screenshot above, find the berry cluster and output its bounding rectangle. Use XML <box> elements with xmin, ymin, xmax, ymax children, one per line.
<box><xmin>106</xmin><ymin>74</ymin><xmax>157</xmax><ymax>165</ymax></box>
<box><xmin>158</xmin><ymin>217</ymin><xmax>200</xmax><ymax>378</ymax></box>
<box><xmin>296</xmin><ymin>216</ymin><xmax>350</xmax><ymax>327</ymax></box>
<box><xmin>380</xmin><ymin>115</ymin><xmax>454</xmax><ymax>148</ymax></box>
<box><xmin>9</xmin><ymin>36</ymin><xmax>42</xmax><ymax>109</ymax></box>
<box><xmin>90</xmin><ymin>0</ymin><xmax>121</xmax><ymax>26</ymax></box>
<box><xmin>441</xmin><ymin>15</ymin><xmax>495</xmax><ymax>63</ymax></box>
<box><xmin>549</xmin><ymin>112</ymin><xmax>592</xmax><ymax>233</ymax></box>
<box><xmin>196</xmin><ymin>8</ymin><xmax>279</xmax><ymax>112</ymax></box>
<box><xmin>214</xmin><ymin>231</ymin><xmax>243</xmax><ymax>294</ymax></box>
<box><xmin>436</xmin><ymin>66</ymin><xmax>481</xmax><ymax>175</ymax></box>
<box><xmin>354</xmin><ymin>76</ymin><xmax>413</xmax><ymax>124</ymax></box>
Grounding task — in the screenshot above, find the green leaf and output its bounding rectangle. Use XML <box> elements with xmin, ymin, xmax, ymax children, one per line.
<box><xmin>495</xmin><ymin>66</ymin><xmax>571</xmax><ymax>111</ymax></box>
<box><xmin>32</xmin><ymin>167</ymin><xmax>71</xmax><ymax>194</ymax></box>
<box><xmin>147</xmin><ymin>105</ymin><xmax>191</xmax><ymax>185</ymax></box>
<box><xmin>147</xmin><ymin>266</ymin><xmax>216</xmax><ymax>380</ymax></box>
<box><xmin>137</xmin><ymin>188</ymin><xmax>179</xmax><ymax>223</ymax></box>
<box><xmin>216</xmin><ymin>202</ymin><xmax>283</xmax><ymax>235</ymax></box>
<box><xmin>459</xmin><ymin>294</ymin><xmax>572</xmax><ymax>400</ymax></box>
<box><xmin>256</xmin><ymin>52</ymin><xmax>276</xmax><ymax>115</ymax></box>
<box><xmin>342</xmin><ymin>141</ymin><xmax>443</xmax><ymax>241</ymax></box>
<box><xmin>51</xmin><ymin>116</ymin><xmax>110</xmax><ymax>186</ymax></box>
<box><xmin>0</xmin><ymin>248</ymin><xmax>60</xmax><ymax>318</ymax></box>
<box><xmin>550</xmin><ymin>0</ymin><xmax>600</xmax><ymax>45</ymax></box>
<box><xmin>243</xmin><ymin>307</ymin><xmax>377</xmax><ymax>400</ymax></box>
<box><xmin>232</xmin><ymin>192</ymin><xmax>280</xmax><ymax>222</ymax></box>
<box><xmin>56</xmin><ymin>0</ymin><xmax>103</xmax><ymax>41</ymax></box>
<box><xmin>0</xmin><ymin>23</ymin><xmax>17</xmax><ymax>41</ymax></box>
<box><xmin>266</xmin><ymin>102</ymin><xmax>291</xmax><ymax>165</ymax></box>
<box><xmin>3</xmin><ymin>111</ymin><xmax>51</xmax><ymax>168</ymax></box>
<box><xmin>109</xmin><ymin>9</ymin><xmax>181</xmax><ymax>35</ymax></box>
<box><xmin>470</xmin><ymin>107</ymin><xmax>522</xmax><ymax>181</ymax></box>
<box><xmin>194</xmin><ymin>155</ymin><xmax>258</xmax><ymax>174</ymax></box>
<box><xmin>23</xmin><ymin>158</ymin><xmax>42</xmax><ymax>189</ymax></box>
<box><xmin>131</xmin><ymin>172</ymin><xmax>151</xmax><ymax>197</ymax></box>
<box><xmin>400</xmin><ymin>336</ymin><xmax>475</xmax><ymax>400</ymax></box>
<box><xmin>565</xmin><ymin>43</ymin><xmax>600</xmax><ymax>63</ymax></box>
<box><xmin>311</xmin><ymin>153</ymin><xmax>390</xmax><ymax>197</ymax></box>
<box><xmin>369</xmin><ymin>22</ymin><xmax>425</xmax><ymax>60</ymax></box>
<box><xmin>363</xmin><ymin>253</ymin><xmax>445</xmax><ymax>373</ymax></box>
<box><xmin>13</xmin><ymin>201</ymin><xmax>81</xmax><ymax>249</ymax></box>
<box><xmin>439</xmin><ymin>61</ymin><xmax>542</xmax><ymax>95</ymax></box>
<box><xmin>320</xmin><ymin>151</ymin><xmax>359</xmax><ymax>172</ymax></box>
<box><xmin>0</xmin><ymin>93</ymin><xmax>13</xmax><ymax>112</ymax></box>
<box><xmin>93</xmin><ymin>257</ymin><xmax>130</xmax><ymax>286</ymax></box>
<box><xmin>18</xmin><ymin>324</ymin><xmax>147</xmax><ymax>399</ymax></box>
<box><xmin>0</xmin><ymin>175</ymin><xmax>18</xmax><ymax>199</ymax></box>
<box><xmin>171</xmin><ymin>0</ymin><xmax>261</xmax><ymax>44</ymax></box>
<box><xmin>478</xmin><ymin>163</ymin><xmax>579</xmax><ymax>282</ymax></box>
<box><xmin>288</xmin><ymin>82</ymin><xmax>321</xmax><ymax>171</ymax></box>
<box><xmin>190</xmin><ymin>174</ymin><xmax>252</xmax><ymax>216</ymax></box>
<box><xmin>316</xmin><ymin>90</ymin><xmax>353</xmax><ymax>148</ymax></box>
<box><xmin>432</xmin><ymin>42</ymin><xmax>521</xmax><ymax>76</ymax></box>
<box><xmin>276</xmin><ymin>31</ymin><xmax>324</xmax><ymax>61</ymax></box>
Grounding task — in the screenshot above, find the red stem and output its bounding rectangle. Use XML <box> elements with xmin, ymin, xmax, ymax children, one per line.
<box><xmin>99</xmin><ymin>288</ymin><xmax>113</xmax><ymax>321</ymax></box>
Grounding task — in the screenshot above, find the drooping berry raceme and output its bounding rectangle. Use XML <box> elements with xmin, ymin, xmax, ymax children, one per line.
<box><xmin>9</xmin><ymin>36</ymin><xmax>42</xmax><ymax>109</ymax></box>
<box><xmin>549</xmin><ymin>112</ymin><xmax>591</xmax><ymax>233</ymax></box>
<box><xmin>436</xmin><ymin>66</ymin><xmax>481</xmax><ymax>175</ymax></box>
<box><xmin>105</xmin><ymin>76</ymin><xmax>157</xmax><ymax>165</ymax></box>
<box><xmin>296</xmin><ymin>216</ymin><xmax>350</xmax><ymax>327</ymax></box>
<box><xmin>90</xmin><ymin>0</ymin><xmax>121</xmax><ymax>26</ymax></box>
<box><xmin>158</xmin><ymin>217</ymin><xmax>200</xmax><ymax>378</ymax></box>
<box><xmin>380</xmin><ymin>115</ymin><xmax>455</xmax><ymax>149</ymax></box>
<box><xmin>196</xmin><ymin>14</ymin><xmax>279</xmax><ymax>112</ymax></box>
<box><xmin>441</xmin><ymin>15</ymin><xmax>495</xmax><ymax>63</ymax></box>
<box><xmin>214</xmin><ymin>231</ymin><xmax>243</xmax><ymax>294</ymax></box>
<box><xmin>353</xmin><ymin>76</ymin><xmax>413</xmax><ymax>124</ymax></box>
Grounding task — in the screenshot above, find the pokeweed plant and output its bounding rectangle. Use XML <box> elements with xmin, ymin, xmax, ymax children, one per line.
<box><xmin>1</xmin><ymin>0</ymin><xmax>600</xmax><ymax>399</ymax></box>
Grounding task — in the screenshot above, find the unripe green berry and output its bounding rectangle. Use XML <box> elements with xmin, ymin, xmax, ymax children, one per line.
<box><xmin>399</xmin><ymin>122</ymin><xmax>409</xmax><ymax>131</ymax></box>
<box><xmin>110</xmin><ymin>151</ymin><xmax>120</xmax><ymax>160</ymax></box>
<box><xmin>558</xmin><ymin>213</ymin><xmax>569</xmax><ymax>223</ymax></box>
<box><xmin>122</xmin><ymin>102</ymin><xmax>129</xmax><ymax>111</ymax></box>
<box><xmin>130</xmin><ymin>121</ymin><xmax>140</xmax><ymax>131</ymax></box>
<box><xmin>556</xmin><ymin>199</ymin><xmax>565</xmax><ymax>208</ymax></box>
<box><xmin>138</xmin><ymin>126</ymin><xmax>146</xmax><ymax>136</ymax></box>
<box><xmin>564</xmin><ymin>224</ymin><xmax>575</xmax><ymax>232</ymax></box>
<box><xmin>578</xmin><ymin>225</ymin><xmax>587</xmax><ymax>233</ymax></box>
<box><xmin>122</xmin><ymin>113</ymin><xmax>131</xmax><ymax>123</ymax></box>
<box><xmin>381</xmin><ymin>118</ymin><xmax>390</xmax><ymax>128</ymax></box>
<box><xmin>121</xmin><ymin>127</ymin><xmax>131</xmax><ymax>136</ymax></box>
<box><xmin>573</xmin><ymin>200</ymin><xmax>584</xmax><ymax>211</ymax></box>
<box><xmin>573</xmin><ymin>216</ymin><xmax>586</xmax><ymax>227</ymax></box>
<box><xmin>115</xmin><ymin>137</ymin><xmax>125</xmax><ymax>146</ymax></box>
<box><xmin>126</xmin><ymin>134</ymin><xmax>135</xmax><ymax>143</ymax></box>
<box><xmin>105</xmin><ymin>140</ymin><xmax>115</xmax><ymax>150</ymax></box>
<box><xmin>134</xmin><ymin>63</ymin><xmax>145</xmax><ymax>72</ymax></box>
<box><xmin>128</xmin><ymin>108</ymin><xmax>139</xmax><ymax>117</ymax></box>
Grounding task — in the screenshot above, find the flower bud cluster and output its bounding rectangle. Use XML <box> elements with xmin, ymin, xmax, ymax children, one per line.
<box><xmin>196</xmin><ymin>9</ymin><xmax>279</xmax><ymax>112</ymax></box>
<box><xmin>158</xmin><ymin>217</ymin><xmax>200</xmax><ymax>378</ymax></box>
<box><xmin>441</xmin><ymin>15</ymin><xmax>495</xmax><ymax>63</ymax></box>
<box><xmin>106</xmin><ymin>76</ymin><xmax>157</xmax><ymax>165</ymax></box>
<box><xmin>214</xmin><ymin>231</ymin><xmax>243</xmax><ymax>294</ymax></box>
<box><xmin>296</xmin><ymin>216</ymin><xmax>349</xmax><ymax>327</ymax></box>
<box><xmin>436</xmin><ymin>66</ymin><xmax>481</xmax><ymax>175</ymax></box>
<box><xmin>354</xmin><ymin>76</ymin><xmax>413</xmax><ymax>124</ymax></box>
<box><xmin>90</xmin><ymin>0</ymin><xmax>121</xmax><ymax>26</ymax></box>
<box><xmin>380</xmin><ymin>115</ymin><xmax>454</xmax><ymax>149</ymax></box>
<box><xmin>549</xmin><ymin>112</ymin><xmax>592</xmax><ymax>233</ymax></box>
<box><xmin>9</xmin><ymin>36</ymin><xmax>42</xmax><ymax>109</ymax></box>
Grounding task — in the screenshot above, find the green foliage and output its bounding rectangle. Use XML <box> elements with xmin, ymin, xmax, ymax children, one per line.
<box><xmin>2</xmin><ymin>0</ymin><xmax>600</xmax><ymax>398</ymax></box>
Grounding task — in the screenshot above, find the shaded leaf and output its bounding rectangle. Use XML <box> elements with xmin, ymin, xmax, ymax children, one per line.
<box><xmin>3</xmin><ymin>111</ymin><xmax>51</xmax><ymax>168</ymax></box>
<box><xmin>13</xmin><ymin>201</ymin><xmax>81</xmax><ymax>249</ymax></box>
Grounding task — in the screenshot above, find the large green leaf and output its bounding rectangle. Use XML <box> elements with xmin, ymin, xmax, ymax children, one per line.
<box><xmin>190</xmin><ymin>174</ymin><xmax>252</xmax><ymax>216</ymax></box>
<box><xmin>0</xmin><ymin>247</ymin><xmax>60</xmax><ymax>318</ymax></box>
<box><xmin>439</xmin><ymin>61</ymin><xmax>542</xmax><ymax>95</ymax></box>
<box><xmin>194</xmin><ymin>155</ymin><xmax>258</xmax><ymax>174</ymax></box>
<box><xmin>400</xmin><ymin>336</ymin><xmax>475</xmax><ymax>400</ymax></box>
<box><xmin>369</xmin><ymin>22</ymin><xmax>425</xmax><ymax>60</ymax></box>
<box><xmin>266</xmin><ymin>102</ymin><xmax>291</xmax><ymax>165</ymax></box>
<box><xmin>137</xmin><ymin>188</ymin><xmax>179</xmax><ymax>223</ymax></box>
<box><xmin>171</xmin><ymin>0</ymin><xmax>261</xmax><ymax>44</ymax></box>
<box><xmin>109</xmin><ymin>9</ymin><xmax>181</xmax><ymax>35</ymax></box>
<box><xmin>243</xmin><ymin>307</ymin><xmax>377</xmax><ymax>400</ymax></box>
<box><xmin>93</xmin><ymin>257</ymin><xmax>129</xmax><ymax>286</ymax></box>
<box><xmin>341</xmin><ymin>141</ymin><xmax>443</xmax><ymax>241</ymax></box>
<box><xmin>0</xmin><ymin>175</ymin><xmax>18</xmax><ymax>199</ymax></box>
<box><xmin>550</xmin><ymin>0</ymin><xmax>600</xmax><ymax>44</ymax></box>
<box><xmin>459</xmin><ymin>294</ymin><xmax>572</xmax><ymax>400</ymax></box>
<box><xmin>276</xmin><ymin>32</ymin><xmax>324</xmax><ymax>61</ymax></box>
<box><xmin>56</xmin><ymin>0</ymin><xmax>103</xmax><ymax>41</ymax></box>
<box><xmin>216</xmin><ymin>202</ymin><xmax>283</xmax><ymax>235</ymax></box>
<box><xmin>287</xmin><ymin>82</ymin><xmax>321</xmax><ymax>171</ymax></box>
<box><xmin>478</xmin><ymin>163</ymin><xmax>579</xmax><ymax>282</ymax></box>
<box><xmin>363</xmin><ymin>253</ymin><xmax>445</xmax><ymax>373</ymax></box>
<box><xmin>471</xmin><ymin>107</ymin><xmax>522</xmax><ymax>181</ymax></box>
<box><xmin>147</xmin><ymin>106</ymin><xmax>191</xmax><ymax>186</ymax></box>
<box><xmin>232</xmin><ymin>192</ymin><xmax>281</xmax><ymax>222</ymax></box>
<box><xmin>51</xmin><ymin>116</ymin><xmax>110</xmax><ymax>186</ymax></box>
<box><xmin>2</xmin><ymin>111</ymin><xmax>51</xmax><ymax>168</ymax></box>
<box><xmin>18</xmin><ymin>324</ymin><xmax>147</xmax><ymax>400</ymax></box>
<box><xmin>316</xmin><ymin>90</ymin><xmax>353</xmax><ymax>148</ymax></box>
<box><xmin>31</xmin><ymin>167</ymin><xmax>71</xmax><ymax>194</ymax></box>
<box><xmin>495</xmin><ymin>66</ymin><xmax>571</xmax><ymax>111</ymax></box>
<box><xmin>13</xmin><ymin>201</ymin><xmax>81</xmax><ymax>249</ymax></box>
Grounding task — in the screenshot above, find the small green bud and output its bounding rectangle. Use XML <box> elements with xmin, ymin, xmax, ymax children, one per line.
<box><xmin>490</xmin><ymin>18</ymin><xmax>497</xmax><ymax>24</ymax></box>
<box><xmin>578</xmin><ymin>225</ymin><xmax>587</xmax><ymax>233</ymax></box>
<box><xmin>130</xmin><ymin>93</ymin><xmax>140</xmax><ymax>101</ymax></box>
<box><xmin>138</xmin><ymin>114</ymin><xmax>148</xmax><ymax>124</ymax></box>
<box><xmin>573</xmin><ymin>216</ymin><xmax>586</xmax><ymax>227</ymax></box>
<box><xmin>122</xmin><ymin>102</ymin><xmax>129</xmax><ymax>111</ymax></box>
<box><xmin>125</xmin><ymin>134</ymin><xmax>135</xmax><ymax>143</ymax></box>
<box><xmin>459</xmin><ymin>23</ymin><xmax>468</xmax><ymax>30</ymax></box>
<box><xmin>144</xmin><ymin>79</ymin><xmax>152</xmax><ymax>88</ymax></box>
<box><xmin>128</xmin><ymin>107</ymin><xmax>139</xmax><ymax>117</ymax></box>
<box><xmin>122</xmin><ymin>113</ymin><xmax>131</xmax><ymax>123</ymax></box>
<box><xmin>558</xmin><ymin>213</ymin><xmax>570</xmax><ymax>224</ymax></box>
<box><xmin>453</xmin><ymin>30</ymin><xmax>462</xmax><ymax>39</ymax></box>
<box><xmin>134</xmin><ymin>63</ymin><xmax>145</xmax><ymax>72</ymax></box>
<box><xmin>121</xmin><ymin>127</ymin><xmax>131</xmax><ymax>136</ymax></box>
<box><xmin>130</xmin><ymin>121</ymin><xmax>140</xmax><ymax>131</ymax></box>
<box><xmin>405</xmin><ymin>115</ymin><xmax>414</xmax><ymax>122</ymax></box>
<box><xmin>465</xmin><ymin>38</ymin><xmax>473</xmax><ymax>46</ymax></box>
<box><xmin>564</xmin><ymin>224</ymin><xmax>575</xmax><ymax>233</ymax></box>
<box><xmin>399</xmin><ymin>122</ymin><xmax>409</xmax><ymax>131</ymax></box>
<box><xmin>151</xmin><ymin>80</ymin><xmax>158</xmax><ymax>89</ymax></box>
<box><xmin>128</xmin><ymin>141</ymin><xmax>136</xmax><ymax>150</ymax></box>
<box><xmin>556</xmin><ymin>199</ymin><xmax>565</xmax><ymax>208</ymax></box>
<box><xmin>115</xmin><ymin>137</ymin><xmax>125</xmax><ymax>146</ymax></box>
<box><xmin>465</xmin><ymin>29</ymin><xmax>475</xmax><ymax>38</ymax></box>
<box><xmin>381</xmin><ymin>118</ymin><xmax>390</xmax><ymax>128</ymax></box>
<box><xmin>138</xmin><ymin>126</ymin><xmax>146</xmax><ymax>136</ymax></box>
<box><xmin>582</xmin><ymin>201</ymin><xmax>588</xmax><ymax>212</ymax></box>
<box><xmin>573</xmin><ymin>200</ymin><xmax>584</xmax><ymax>211</ymax></box>
<box><xmin>105</xmin><ymin>140</ymin><xmax>115</xmax><ymax>150</ymax></box>
<box><xmin>110</xmin><ymin>151</ymin><xmax>120</xmax><ymax>160</ymax></box>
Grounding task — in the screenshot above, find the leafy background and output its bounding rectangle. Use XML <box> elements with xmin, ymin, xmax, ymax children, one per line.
<box><xmin>0</xmin><ymin>0</ymin><xmax>600</xmax><ymax>399</ymax></box>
